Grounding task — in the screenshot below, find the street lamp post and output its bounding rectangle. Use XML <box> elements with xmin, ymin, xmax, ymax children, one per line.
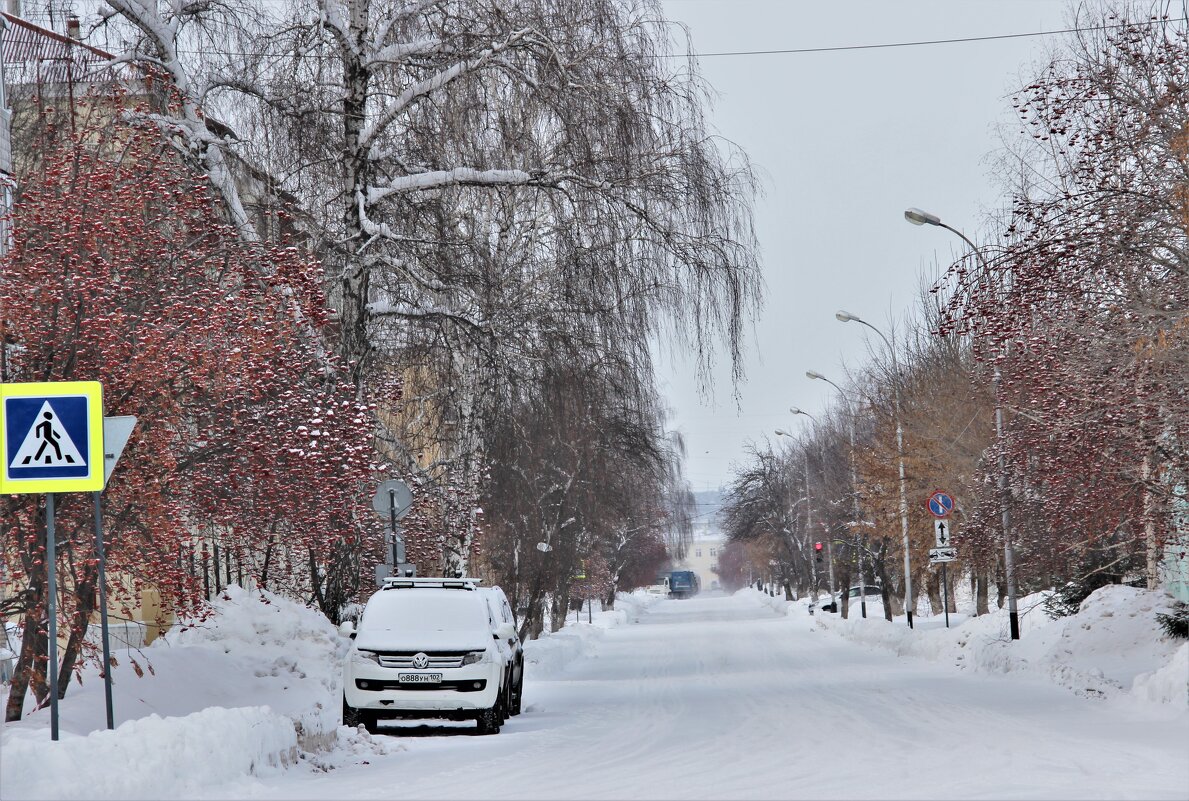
<box><xmin>904</xmin><ymin>207</ymin><xmax>1019</xmax><ymax>640</ymax></box>
<box><xmin>807</xmin><ymin>369</ymin><xmax>867</xmax><ymax>619</ymax></box>
<box><xmin>776</xmin><ymin>413</ymin><xmax>836</xmax><ymax>613</ymax></box>
<box><xmin>835</xmin><ymin>311</ymin><xmax>915</xmax><ymax>628</ymax></box>
<box><xmin>775</xmin><ymin>428</ymin><xmax>816</xmax><ymax>602</ymax></box>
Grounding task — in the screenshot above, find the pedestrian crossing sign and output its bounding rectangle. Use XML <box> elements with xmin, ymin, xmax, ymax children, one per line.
<box><xmin>1</xmin><ymin>381</ymin><xmax>104</xmax><ymax>494</ymax></box>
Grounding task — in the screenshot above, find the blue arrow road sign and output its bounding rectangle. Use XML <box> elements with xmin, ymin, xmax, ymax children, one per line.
<box><xmin>927</xmin><ymin>491</ymin><xmax>955</xmax><ymax>518</ymax></box>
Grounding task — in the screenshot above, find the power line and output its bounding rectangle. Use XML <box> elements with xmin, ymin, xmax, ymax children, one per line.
<box><xmin>90</xmin><ymin>16</ymin><xmax>1187</xmax><ymax>61</ymax></box>
<box><xmin>680</xmin><ymin>18</ymin><xmax>1187</xmax><ymax>58</ymax></box>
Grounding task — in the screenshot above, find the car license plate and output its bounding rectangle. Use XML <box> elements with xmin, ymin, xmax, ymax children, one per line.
<box><xmin>398</xmin><ymin>673</ymin><xmax>442</xmax><ymax>684</ymax></box>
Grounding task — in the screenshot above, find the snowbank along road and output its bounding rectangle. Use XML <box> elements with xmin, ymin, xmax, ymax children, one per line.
<box><xmin>228</xmin><ymin>592</ymin><xmax>1189</xmax><ymax>800</ymax></box>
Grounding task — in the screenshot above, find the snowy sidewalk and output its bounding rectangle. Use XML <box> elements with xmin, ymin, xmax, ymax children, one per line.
<box><xmin>744</xmin><ymin>584</ymin><xmax>1188</xmax><ymax>709</ymax></box>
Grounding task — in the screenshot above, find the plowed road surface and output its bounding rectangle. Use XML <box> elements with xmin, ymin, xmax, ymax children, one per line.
<box><xmin>224</xmin><ymin>593</ymin><xmax>1189</xmax><ymax>800</ymax></box>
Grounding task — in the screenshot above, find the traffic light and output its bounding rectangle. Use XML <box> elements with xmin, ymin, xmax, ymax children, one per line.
<box><xmin>814</xmin><ymin>542</ymin><xmax>823</xmax><ymax>564</ymax></box>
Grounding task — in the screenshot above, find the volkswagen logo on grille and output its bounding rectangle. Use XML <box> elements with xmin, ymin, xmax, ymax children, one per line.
<box><xmin>411</xmin><ymin>652</ymin><xmax>430</xmax><ymax>670</ymax></box>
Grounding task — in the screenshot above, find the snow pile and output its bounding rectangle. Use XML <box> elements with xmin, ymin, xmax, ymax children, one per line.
<box><xmin>162</xmin><ymin>584</ymin><xmax>347</xmax><ymax>738</ymax></box>
<box><xmin>523</xmin><ymin>620</ymin><xmax>605</xmax><ymax>677</ymax></box>
<box><xmin>1</xmin><ymin>586</ymin><xmax>350</xmax><ymax>800</ymax></box>
<box><xmin>733</xmin><ymin>586</ymin><xmax>802</xmax><ymax>616</ymax></box>
<box><xmin>524</xmin><ymin>590</ymin><xmax>659</xmax><ymax>678</ymax></box>
<box><xmin>614</xmin><ymin>588</ymin><xmax>662</xmax><ymax>622</ymax></box>
<box><xmin>1133</xmin><ymin>641</ymin><xmax>1189</xmax><ymax>706</ymax></box>
<box><xmin>1</xmin><ymin>706</ymin><xmax>299</xmax><ymax>800</ymax></box>
<box><xmin>814</xmin><ymin>584</ymin><xmax>1188</xmax><ymax>706</ymax></box>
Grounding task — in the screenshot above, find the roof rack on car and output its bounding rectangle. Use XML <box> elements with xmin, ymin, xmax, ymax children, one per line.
<box><xmin>381</xmin><ymin>576</ymin><xmax>484</xmax><ymax>590</ymax></box>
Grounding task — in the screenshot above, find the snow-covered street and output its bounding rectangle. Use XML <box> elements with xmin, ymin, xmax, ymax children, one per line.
<box><xmin>4</xmin><ymin>6</ymin><xmax>1189</xmax><ymax>801</ymax></box>
<box><xmin>205</xmin><ymin>592</ymin><xmax>1187</xmax><ymax>801</ymax></box>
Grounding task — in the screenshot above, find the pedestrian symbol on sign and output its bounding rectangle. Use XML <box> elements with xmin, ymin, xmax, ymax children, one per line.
<box><xmin>10</xmin><ymin>402</ymin><xmax>86</xmax><ymax>469</ymax></box>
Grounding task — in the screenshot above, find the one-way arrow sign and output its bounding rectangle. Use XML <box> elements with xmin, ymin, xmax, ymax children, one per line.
<box><xmin>933</xmin><ymin>518</ymin><xmax>951</xmax><ymax>547</ymax></box>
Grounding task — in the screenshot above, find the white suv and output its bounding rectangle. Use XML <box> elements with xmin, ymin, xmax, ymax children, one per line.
<box><xmin>340</xmin><ymin>578</ymin><xmax>519</xmax><ymax>735</ymax></box>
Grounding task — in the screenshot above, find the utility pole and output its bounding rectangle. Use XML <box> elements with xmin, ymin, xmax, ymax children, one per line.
<box><xmin>807</xmin><ymin>370</ymin><xmax>868</xmax><ymax>618</ymax></box>
<box><xmin>847</xmin><ymin>409</ymin><xmax>866</xmax><ymax>618</ymax></box>
<box><xmin>835</xmin><ymin>313</ymin><xmax>911</xmax><ymax>626</ymax></box>
<box><xmin>777</xmin><ymin>415</ymin><xmax>835</xmax><ymax>612</ymax></box>
<box><xmin>905</xmin><ymin>207</ymin><xmax>1019</xmax><ymax>639</ymax></box>
<box><xmin>806</xmin><ymin>461</ymin><xmax>817</xmax><ymax>604</ymax></box>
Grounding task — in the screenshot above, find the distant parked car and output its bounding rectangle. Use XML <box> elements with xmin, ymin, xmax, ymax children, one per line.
<box><xmin>814</xmin><ymin>585</ymin><xmax>883</xmax><ymax>614</ymax></box>
<box><xmin>809</xmin><ymin>594</ymin><xmax>837</xmax><ymax>614</ymax></box>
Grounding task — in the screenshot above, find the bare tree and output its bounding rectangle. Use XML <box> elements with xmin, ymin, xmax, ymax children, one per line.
<box><xmin>89</xmin><ymin>0</ymin><xmax>763</xmax><ymax>578</ymax></box>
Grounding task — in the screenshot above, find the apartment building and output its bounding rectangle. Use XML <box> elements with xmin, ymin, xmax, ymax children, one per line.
<box><xmin>671</xmin><ymin>538</ymin><xmax>724</xmax><ymax>592</ymax></box>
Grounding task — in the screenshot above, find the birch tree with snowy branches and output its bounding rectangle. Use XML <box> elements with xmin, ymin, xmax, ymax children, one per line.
<box><xmin>86</xmin><ymin>0</ymin><xmax>761</xmax><ymax>577</ymax></box>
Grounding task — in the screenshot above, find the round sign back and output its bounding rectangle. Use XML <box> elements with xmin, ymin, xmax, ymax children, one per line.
<box><xmin>372</xmin><ymin>479</ymin><xmax>414</xmax><ymax>519</ymax></box>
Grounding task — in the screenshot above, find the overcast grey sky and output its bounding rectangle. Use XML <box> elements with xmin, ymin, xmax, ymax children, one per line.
<box><xmin>655</xmin><ymin>0</ymin><xmax>1073</xmax><ymax>491</ymax></box>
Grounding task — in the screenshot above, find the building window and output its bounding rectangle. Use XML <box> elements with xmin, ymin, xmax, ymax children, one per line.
<box><xmin>710</xmin><ymin>548</ymin><xmax>717</xmax><ymax>557</ymax></box>
<box><xmin>695</xmin><ymin>549</ymin><xmax>702</xmax><ymax>558</ymax></box>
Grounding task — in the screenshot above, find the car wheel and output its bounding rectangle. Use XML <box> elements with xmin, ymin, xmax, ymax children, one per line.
<box><xmin>475</xmin><ymin>705</ymin><xmax>501</xmax><ymax>735</ymax></box>
<box><xmin>497</xmin><ymin>683</ymin><xmax>510</xmax><ymax>724</ymax></box>
<box><xmin>510</xmin><ymin>673</ymin><xmax>523</xmax><ymax>716</ymax></box>
<box><xmin>342</xmin><ymin>695</ymin><xmax>361</xmax><ymax>728</ymax></box>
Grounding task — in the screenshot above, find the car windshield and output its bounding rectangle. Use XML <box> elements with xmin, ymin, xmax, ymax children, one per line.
<box><xmin>360</xmin><ymin>590</ymin><xmax>488</xmax><ymax>633</ymax></box>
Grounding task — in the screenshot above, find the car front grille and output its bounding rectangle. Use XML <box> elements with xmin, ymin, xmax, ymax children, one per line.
<box><xmin>376</xmin><ymin>651</ymin><xmax>469</xmax><ymax>669</ymax></box>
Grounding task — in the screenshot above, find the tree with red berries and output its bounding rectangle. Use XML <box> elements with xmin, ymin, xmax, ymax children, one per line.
<box><xmin>0</xmin><ymin>103</ymin><xmax>382</xmax><ymax>721</ymax></box>
<box><xmin>938</xmin><ymin>7</ymin><xmax>1188</xmax><ymax>592</ymax></box>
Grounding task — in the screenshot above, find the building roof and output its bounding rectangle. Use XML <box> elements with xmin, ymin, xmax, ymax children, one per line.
<box><xmin>2</xmin><ymin>12</ymin><xmax>122</xmax><ymax>86</ymax></box>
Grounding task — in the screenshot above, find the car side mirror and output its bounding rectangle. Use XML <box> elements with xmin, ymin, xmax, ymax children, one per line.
<box><xmin>338</xmin><ymin>621</ymin><xmax>356</xmax><ymax>639</ymax></box>
<box><xmin>495</xmin><ymin>622</ymin><xmax>517</xmax><ymax>641</ymax></box>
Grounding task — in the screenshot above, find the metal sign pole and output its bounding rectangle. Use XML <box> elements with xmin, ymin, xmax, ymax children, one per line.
<box><xmin>372</xmin><ymin>479</ymin><xmax>413</xmax><ymax>578</ymax></box>
<box><xmin>928</xmin><ymin>495</ymin><xmax>957</xmax><ymax>630</ymax></box>
<box><xmin>93</xmin><ymin>491</ymin><xmax>114</xmax><ymax>729</ymax></box>
<box><xmin>825</xmin><ymin>537</ymin><xmax>837</xmax><ymax>613</ymax></box>
<box><xmin>46</xmin><ymin>492</ymin><xmax>60</xmax><ymax>741</ymax></box>
<box><xmin>388</xmin><ymin>488</ymin><xmax>398</xmax><ymax>571</ymax></box>
<box><xmin>941</xmin><ymin>562</ymin><xmax>950</xmax><ymax>628</ymax></box>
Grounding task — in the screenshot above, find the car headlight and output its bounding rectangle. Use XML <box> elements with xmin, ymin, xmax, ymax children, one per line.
<box><xmin>461</xmin><ymin>650</ymin><xmax>489</xmax><ymax>666</ymax></box>
<box><xmin>351</xmin><ymin>649</ymin><xmax>380</xmax><ymax>665</ymax></box>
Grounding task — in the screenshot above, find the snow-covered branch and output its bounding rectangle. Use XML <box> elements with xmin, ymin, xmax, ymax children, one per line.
<box><xmin>359</xmin><ymin>28</ymin><xmax>532</xmax><ymax>149</ymax></box>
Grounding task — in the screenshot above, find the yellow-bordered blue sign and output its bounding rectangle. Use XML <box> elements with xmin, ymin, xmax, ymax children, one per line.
<box><xmin>1</xmin><ymin>381</ymin><xmax>104</xmax><ymax>494</ymax></box>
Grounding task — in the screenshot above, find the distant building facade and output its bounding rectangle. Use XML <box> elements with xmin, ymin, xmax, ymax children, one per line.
<box><xmin>672</xmin><ymin>537</ymin><xmax>724</xmax><ymax>592</ymax></box>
